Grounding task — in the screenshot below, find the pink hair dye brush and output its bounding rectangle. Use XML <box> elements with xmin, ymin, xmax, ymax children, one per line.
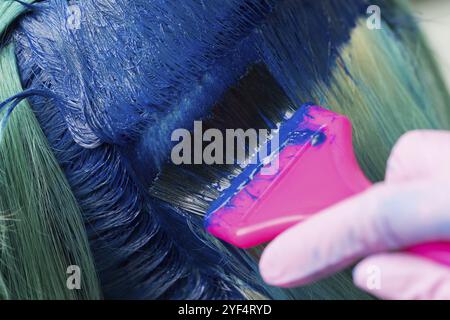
<box><xmin>205</xmin><ymin>105</ymin><xmax>450</xmax><ymax>266</ymax></box>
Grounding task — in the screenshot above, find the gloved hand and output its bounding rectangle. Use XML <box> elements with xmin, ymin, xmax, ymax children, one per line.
<box><xmin>259</xmin><ymin>130</ymin><xmax>450</xmax><ymax>300</ymax></box>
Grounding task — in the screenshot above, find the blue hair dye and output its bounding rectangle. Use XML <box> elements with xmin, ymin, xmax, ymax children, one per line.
<box><xmin>10</xmin><ymin>0</ymin><xmax>368</xmax><ymax>299</ymax></box>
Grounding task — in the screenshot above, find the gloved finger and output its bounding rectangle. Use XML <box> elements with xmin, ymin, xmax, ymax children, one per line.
<box><xmin>259</xmin><ymin>181</ymin><xmax>450</xmax><ymax>287</ymax></box>
<box><xmin>386</xmin><ymin>130</ymin><xmax>450</xmax><ymax>183</ymax></box>
<box><xmin>353</xmin><ymin>252</ymin><xmax>450</xmax><ymax>300</ymax></box>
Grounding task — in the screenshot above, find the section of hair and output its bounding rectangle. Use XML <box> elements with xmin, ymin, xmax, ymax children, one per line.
<box><xmin>5</xmin><ymin>0</ymin><xmax>449</xmax><ymax>300</ymax></box>
<box><xmin>307</xmin><ymin>4</ymin><xmax>450</xmax><ymax>181</ymax></box>
<box><xmin>0</xmin><ymin>43</ymin><xmax>101</xmax><ymax>299</ymax></box>
<box><xmin>11</xmin><ymin>0</ymin><xmax>367</xmax><ymax>299</ymax></box>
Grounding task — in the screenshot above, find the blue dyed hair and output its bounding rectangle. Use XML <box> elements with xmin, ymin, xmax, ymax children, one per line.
<box><xmin>5</xmin><ymin>0</ymin><xmax>368</xmax><ymax>299</ymax></box>
<box><xmin>2</xmin><ymin>0</ymin><xmax>446</xmax><ymax>299</ymax></box>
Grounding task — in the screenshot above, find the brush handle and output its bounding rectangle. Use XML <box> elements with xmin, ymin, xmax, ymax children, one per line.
<box><xmin>313</xmin><ymin>116</ymin><xmax>450</xmax><ymax>266</ymax></box>
<box><xmin>317</xmin><ymin>115</ymin><xmax>450</xmax><ymax>266</ymax></box>
<box><xmin>318</xmin><ymin>117</ymin><xmax>450</xmax><ymax>267</ymax></box>
<box><xmin>206</xmin><ymin>106</ymin><xmax>450</xmax><ymax>266</ymax></box>
<box><xmin>406</xmin><ymin>243</ymin><xmax>450</xmax><ymax>266</ymax></box>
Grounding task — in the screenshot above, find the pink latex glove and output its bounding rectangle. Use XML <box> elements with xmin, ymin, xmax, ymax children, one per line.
<box><xmin>259</xmin><ymin>130</ymin><xmax>450</xmax><ymax>300</ymax></box>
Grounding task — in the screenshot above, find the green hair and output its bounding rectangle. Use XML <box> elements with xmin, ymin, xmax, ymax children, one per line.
<box><xmin>0</xmin><ymin>32</ymin><xmax>101</xmax><ymax>301</ymax></box>
<box><xmin>0</xmin><ymin>0</ymin><xmax>35</xmax><ymax>35</ymax></box>
<box><xmin>316</xmin><ymin>19</ymin><xmax>450</xmax><ymax>182</ymax></box>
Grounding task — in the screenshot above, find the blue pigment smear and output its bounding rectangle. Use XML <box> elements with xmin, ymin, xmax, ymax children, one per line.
<box><xmin>14</xmin><ymin>0</ymin><xmax>278</xmax><ymax>148</ymax></box>
<box><xmin>126</xmin><ymin>37</ymin><xmax>260</xmax><ymax>181</ymax></box>
<box><xmin>128</xmin><ymin>0</ymin><xmax>368</xmax><ymax>179</ymax></box>
<box><xmin>10</xmin><ymin>0</ymin><xmax>368</xmax><ymax>299</ymax></box>
<box><xmin>204</xmin><ymin>104</ymin><xmax>327</xmax><ymax>226</ymax></box>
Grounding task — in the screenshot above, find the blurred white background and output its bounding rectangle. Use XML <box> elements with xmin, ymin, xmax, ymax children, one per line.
<box><xmin>411</xmin><ymin>0</ymin><xmax>450</xmax><ymax>90</ymax></box>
